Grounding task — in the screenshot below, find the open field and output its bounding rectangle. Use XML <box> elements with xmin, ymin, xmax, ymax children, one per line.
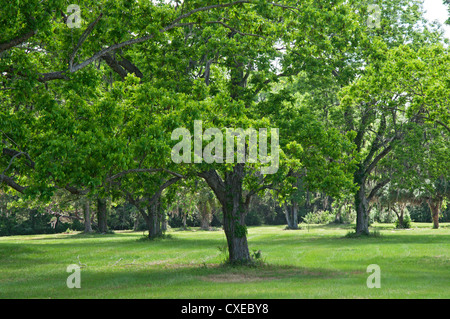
<box><xmin>0</xmin><ymin>223</ymin><xmax>449</xmax><ymax>299</ymax></box>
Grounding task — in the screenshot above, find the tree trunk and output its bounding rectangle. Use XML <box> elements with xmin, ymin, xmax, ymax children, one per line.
<box><xmin>200</xmin><ymin>165</ymin><xmax>251</xmax><ymax>264</ymax></box>
<box><xmin>199</xmin><ymin>203</ymin><xmax>212</xmax><ymax>230</ymax></box>
<box><xmin>223</xmin><ymin>205</ymin><xmax>250</xmax><ymax>263</ymax></box>
<box><xmin>97</xmin><ymin>197</ymin><xmax>108</xmax><ymax>233</ymax></box>
<box><xmin>146</xmin><ymin>198</ymin><xmax>163</xmax><ymax>239</ymax></box>
<box><xmin>182</xmin><ymin>208</ymin><xmax>187</xmax><ymax>230</ymax></box>
<box><xmin>355</xmin><ymin>182</ymin><xmax>370</xmax><ymax>235</ymax></box>
<box><xmin>284</xmin><ymin>202</ymin><xmax>299</xmax><ymax>230</ymax></box>
<box><xmin>284</xmin><ymin>203</ymin><xmax>294</xmax><ymax>229</ymax></box>
<box><xmin>428</xmin><ymin>200</ymin><xmax>441</xmax><ymax>229</ymax></box>
<box><xmin>83</xmin><ymin>199</ymin><xmax>93</xmax><ymax>233</ymax></box>
<box><xmin>148</xmin><ymin>204</ymin><xmax>157</xmax><ymax>238</ymax></box>
<box><xmin>398</xmin><ymin>214</ymin><xmax>404</xmax><ymax>228</ymax></box>
<box><xmin>133</xmin><ymin>213</ymin><xmax>139</xmax><ymax>231</ymax></box>
<box><xmin>200</xmin><ymin>213</ymin><xmax>211</xmax><ymax>230</ymax></box>
<box><xmin>292</xmin><ymin>201</ymin><xmax>298</xmax><ymax>229</ymax></box>
<box><xmin>334</xmin><ymin>204</ymin><xmax>343</xmax><ymax>224</ymax></box>
<box><xmin>142</xmin><ymin>212</ymin><xmax>151</xmax><ymax>237</ymax></box>
<box><xmin>161</xmin><ymin>212</ymin><xmax>168</xmax><ymax>232</ymax></box>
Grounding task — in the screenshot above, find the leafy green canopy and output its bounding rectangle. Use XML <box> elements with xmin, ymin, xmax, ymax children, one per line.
<box><xmin>1</xmin><ymin>0</ymin><xmax>366</xmax><ymax>203</ymax></box>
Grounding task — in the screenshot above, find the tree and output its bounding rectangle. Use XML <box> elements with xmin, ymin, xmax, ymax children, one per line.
<box><xmin>339</xmin><ymin>44</ymin><xmax>450</xmax><ymax>234</ymax></box>
<box><xmin>185</xmin><ymin>0</ymin><xmax>364</xmax><ymax>263</ymax></box>
<box><xmin>0</xmin><ymin>0</ymin><xmax>364</xmax><ymax>263</ymax></box>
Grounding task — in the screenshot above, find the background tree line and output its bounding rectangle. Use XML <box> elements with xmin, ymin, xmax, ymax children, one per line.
<box><xmin>2</xmin><ymin>184</ymin><xmax>449</xmax><ymax>236</ymax></box>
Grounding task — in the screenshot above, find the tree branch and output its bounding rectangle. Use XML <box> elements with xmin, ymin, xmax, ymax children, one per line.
<box><xmin>0</xmin><ymin>174</ymin><xmax>26</xmax><ymax>193</ymax></box>
<box><xmin>2</xmin><ymin>148</ymin><xmax>35</xmax><ymax>169</ymax></box>
<box><xmin>148</xmin><ymin>176</ymin><xmax>181</xmax><ymax>205</ymax></box>
<box><xmin>206</xmin><ymin>21</ymin><xmax>265</xmax><ymax>39</ymax></box>
<box><xmin>367</xmin><ymin>179</ymin><xmax>390</xmax><ymax>202</ymax></box>
<box><xmin>69</xmin><ymin>13</ymin><xmax>103</xmax><ymax>71</ymax></box>
<box><xmin>101</xmin><ymin>53</ymin><xmax>129</xmax><ymax>79</ymax></box>
<box><xmin>198</xmin><ymin>169</ymin><xmax>226</xmax><ymax>204</ymax></box>
<box><xmin>363</xmin><ymin>144</ymin><xmax>393</xmax><ymax>179</ymax></box>
<box><xmin>107</xmin><ymin>168</ymin><xmax>184</xmax><ymax>182</ymax></box>
<box><xmin>0</xmin><ymin>29</ymin><xmax>37</xmax><ymax>53</ymax></box>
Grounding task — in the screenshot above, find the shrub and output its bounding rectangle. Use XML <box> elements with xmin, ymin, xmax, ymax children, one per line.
<box><xmin>395</xmin><ymin>215</ymin><xmax>412</xmax><ymax>229</ymax></box>
<box><xmin>302</xmin><ymin>210</ymin><xmax>334</xmax><ymax>225</ymax></box>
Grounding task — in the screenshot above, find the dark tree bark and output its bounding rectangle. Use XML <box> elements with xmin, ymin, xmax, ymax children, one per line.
<box><xmin>427</xmin><ymin>200</ymin><xmax>441</xmax><ymax>229</ymax></box>
<box><xmin>144</xmin><ymin>196</ymin><xmax>164</xmax><ymax>239</ymax></box>
<box><xmin>199</xmin><ymin>164</ymin><xmax>251</xmax><ymax>264</ymax></box>
<box><xmin>0</xmin><ymin>29</ymin><xmax>36</xmax><ymax>53</ymax></box>
<box><xmin>127</xmin><ymin>177</ymin><xmax>180</xmax><ymax>239</ymax></box>
<box><xmin>354</xmin><ymin>170</ymin><xmax>370</xmax><ymax>235</ymax></box>
<box><xmin>393</xmin><ymin>205</ymin><xmax>406</xmax><ymax>229</ymax></box>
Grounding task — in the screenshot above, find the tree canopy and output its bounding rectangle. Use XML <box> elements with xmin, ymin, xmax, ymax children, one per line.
<box><xmin>1</xmin><ymin>0</ymin><xmax>449</xmax><ymax>262</ymax></box>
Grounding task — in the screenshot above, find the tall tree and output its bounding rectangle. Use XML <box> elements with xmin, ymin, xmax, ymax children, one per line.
<box><xmin>339</xmin><ymin>44</ymin><xmax>450</xmax><ymax>234</ymax></box>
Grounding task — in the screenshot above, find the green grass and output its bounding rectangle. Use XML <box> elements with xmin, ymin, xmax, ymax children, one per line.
<box><xmin>0</xmin><ymin>223</ymin><xmax>449</xmax><ymax>298</ymax></box>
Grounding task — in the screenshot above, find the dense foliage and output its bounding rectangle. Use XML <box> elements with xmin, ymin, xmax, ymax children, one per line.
<box><xmin>1</xmin><ymin>0</ymin><xmax>449</xmax><ymax>262</ymax></box>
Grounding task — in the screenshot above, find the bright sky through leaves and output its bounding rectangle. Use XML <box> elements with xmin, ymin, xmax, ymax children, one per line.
<box><xmin>423</xmin><ymin>0</ymin><xmax>450</xmax><ymax>38</ymax></box>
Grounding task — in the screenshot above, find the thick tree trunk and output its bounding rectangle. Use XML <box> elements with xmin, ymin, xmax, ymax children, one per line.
<box><xmin>200</xmin><ymin>215</ymin><xmax>211</xmax><ymax>230</ymax></box>
<box><xmin>146</xmin><ymin>198</ymin><xmax>163</xmax><ymax>239</ymax></box>
<box><xmin>428</xmin><ymin>200</ymin><xmax>441</xmax><ymax>229</ymax></box>
<box><xmin>355</xmin><ymin>182</ymin><xmax>370</xmax><ymax>235</ymax></box>
<box><xmin>223</xmin><ymin>166</ymin><xmax>251</xmax><ymax>264</ymax></box>
<box><xmin>222</xmin><ymin>202</ymin><xmax>250</xmax><ymax>263</ymax></box>
<box><xmin>284</xmin><ymin>202</ymin><xmax>299</xmax><ymax>229</ymax></box>
<box><xmin>199</xmin><ymin>203</ymin><xmax>212</xmax><ymax>230</ymax></box>
<box><xmin>161</xmin><ymin>213</ymin><xmax>168</xmax><ymax>232</ymax></box>
<box><xmin>97</xmin><ymin>197</ymin><xmax>108</xmax><ymax>233</ymax></box>
<box><xmin>200</xmin><ymin>165</ymin><xmax>251</xmax><ymax>264</ymax></box>
<box><xmin>398</xmin><ymin>213</ymin><xmax>404</xmax><ymax>228</ymax></box>
<box><xmin>83</xmin><ymin>199</ymin><xmax>93</xmax><ymax>233</ymax></box>
<box><xmin>284</xmin><ymin>203</ymin><xmax>294</xmax><ymax>229</ymax></box>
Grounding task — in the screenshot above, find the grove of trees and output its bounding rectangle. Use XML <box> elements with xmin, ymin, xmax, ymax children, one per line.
<box><xmin>1</xmin><ymin>0</ymin><xmax>449</xmax><ymax>263</ymax></box>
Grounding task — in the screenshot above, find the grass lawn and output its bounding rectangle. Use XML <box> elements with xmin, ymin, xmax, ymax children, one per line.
<box><xmin>0</xmin><ymin>223</ymin><xmax>449</xmax><ymax>299</ymax></box>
